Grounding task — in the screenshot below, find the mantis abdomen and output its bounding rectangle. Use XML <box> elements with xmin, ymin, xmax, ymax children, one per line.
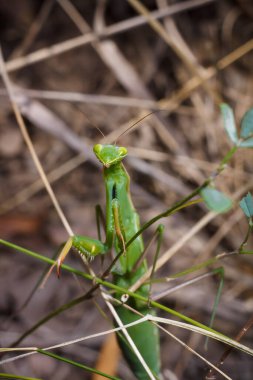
<box><xmin>103</xmin><ymin>151</ymin><xmax>161</xmax><ymax>379</ymax></box>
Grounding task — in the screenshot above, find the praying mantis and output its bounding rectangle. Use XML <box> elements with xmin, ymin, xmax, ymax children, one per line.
<box><xmin>56</xmin><ymin>143</ymin><xmax>162</xmax><ymax>380</ymax></box>
<box><xmin>16</xmin><ymin>109</ymin><xmax>241</xmax><ymax>379</ymax></box>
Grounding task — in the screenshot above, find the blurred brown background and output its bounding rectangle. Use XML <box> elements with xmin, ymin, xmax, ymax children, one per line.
<box><xmin>0</xmin><ymin>1</ymin><xmax>253</xmax><ymax>379</ymax></box>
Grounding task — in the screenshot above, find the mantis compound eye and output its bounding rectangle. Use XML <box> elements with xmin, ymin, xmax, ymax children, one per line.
<box><xmin>118</xmin><ymin>147</ymin><xmax>127</xmax><ymax>156</ymax></box>
<box><xmin>93</xmin><ymin>144</ymin><xmax>103</xmax><ymax>154</ymax></box>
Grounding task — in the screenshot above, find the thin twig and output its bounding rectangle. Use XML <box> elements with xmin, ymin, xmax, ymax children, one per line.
<box><xmin>5</xmin><ymin>0</ymin><xmax>216</xmax><ymax>73</ymax></box>
<box><xmin>0</xmin><ymin>87</ymin><xmax>158</xmax><ymax>109</ymax></box>
<box><xmin>127</xmin><ymin>0</ymin><xmax>221</xmax><ymax>104</ymax></box>
<box><xmin>0</xmin><ymin>47</ymin><xmax>74</xmax><ymax>237</ymax></box>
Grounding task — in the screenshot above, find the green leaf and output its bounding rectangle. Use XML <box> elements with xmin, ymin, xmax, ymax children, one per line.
<box><xmin>201</xmin><ymin>188</ymin><xmax>233</xmax><ymax>213</ymax></box>
<box><xmin>240</xmin><ymin>108</ymin><xmax>253</xmax><ymax>139</ymax></box>
<box><xmin>220</xmin><ymin>103</ymin><xmax>238</xmax><ymax>144</ymax></box>
<box><xmin>239</xmin><ymin>193</ymin><xmax>253</xmax><ymax>218</ymax></box>
<box><xmin>239</xmin><ymin>137</ymin><xmax>253</xmax><ymax>148</ymax></box>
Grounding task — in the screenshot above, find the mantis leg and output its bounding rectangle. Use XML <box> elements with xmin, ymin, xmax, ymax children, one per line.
<box><xmin>95</xmin><ymin>204</ymin><xmax>107</xmax><ymax>268</ymax></box>
<box><xmin>120</xmin><ymin>224</ymin><xmax>165</xmax><ymax>305</ymax></box>
<box><xmin>56</xmin><ymin>190</ymin><xmax>128</xmax><ymax>277</ymax></box>
<box><xmin>111</xmin><ymin>198</ymin><xmax>126</xmax><ymax>253</ymax></box>
<box><xmin>131</xmin><ymin>224</ymin><xmax>165</xmax><ymax>273</ymax></box>
<box><xmin>54</xmin><ymin>235</ymin><xmax>108</xmax><ymax>277</ymax></box>
<box><xmin>95</xmin><ymin>204</ymin><xmax>106</xmax><ymax>241</ymax></box>
<box><xmin>129</xmin><ymin>224</ymin><xmax>165</xmax><ymax>303</ymax></box>
<box><xmin>205</xmin><ymin>267</ymin><xmax>224</xmax><ymax>348</ymax></box>
<box><xmin>148</xmin><ymin>224</ymin><xmax>165</xmax><ymax>301</ymax></box>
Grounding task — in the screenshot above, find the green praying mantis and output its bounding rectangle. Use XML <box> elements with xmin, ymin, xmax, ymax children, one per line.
<box><xmin>56</xmin><ymin>143</ymin><xmax>162</xmax><ymax>380</ymax></box>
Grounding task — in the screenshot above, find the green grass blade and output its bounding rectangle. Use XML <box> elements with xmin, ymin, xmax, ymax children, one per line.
<box><xmin>204</xmin><ymin>267</ymin><xmax>224</xmax><ymax>349</ymax></box>
<box><xmin>37</xmin><ymin>349</ymin><xmax>121</xmax><ymax>380</ymax></box>
<box><xmin>0</xmin><ymin>374</ymin><xmax>41</xmax><ymax>380</ymax></box>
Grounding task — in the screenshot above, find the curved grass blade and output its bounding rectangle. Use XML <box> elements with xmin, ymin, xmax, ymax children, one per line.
<box><xmin>37</xmin><ymin>349</ymin><xmax>120</xmax><ymax>380</ymax></box>
<box><xmin>0</xmin><ymin>374</ymin><xmax>42</xmax><ymax>380</ymax></box>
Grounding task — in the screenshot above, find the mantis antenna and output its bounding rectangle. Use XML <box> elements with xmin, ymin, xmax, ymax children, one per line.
<box><xmin>79</xmin><ymin>110</ymin><xmax>105</xmax><ymax>138</ymax></box>
<box><xmin>113</xmin><ymin>108</ymin><xmax>166</xmax><ymax>144</ymax></box>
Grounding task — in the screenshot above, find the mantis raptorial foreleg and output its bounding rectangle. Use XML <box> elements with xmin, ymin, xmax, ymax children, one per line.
<box><xmin>112</xmin><ymin>198</ymin><xmax>126</xmax><ymax>254</ymax></box>
<box><xmin>95</xmin><ymin>204</ymin><xmax>106</xmax><ymax>241</ymax></box>
<box><xmin>148</xmin><ymin>224</ymin><xmax>165</xmax><ymax>302</ymax></box>
<box><xmin>131</xmin><ymin>224</ymin><xmax>164</xmax><ymax>273</ymax></box>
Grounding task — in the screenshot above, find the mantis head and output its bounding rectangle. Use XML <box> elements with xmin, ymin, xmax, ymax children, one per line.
<box><xmin>93</xmin><ymin>144</ymin><xmax>128</xmax><ymax>167</ymax></box>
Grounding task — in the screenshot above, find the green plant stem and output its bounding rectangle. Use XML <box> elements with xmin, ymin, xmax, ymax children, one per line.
<box><xmin>239</xmin><ymin>224</ymin><xmax>253</xmax><ymax>252</ymax></box>
<box><xmin>151</xmin><ymin>252</ymin><xmax>236</xmax><ymax>283</ymax></box>
<box><xmin>218</xmin><ymin>146</ymin><xmax>238</xmax><ymax>171</ymax></box>
<box><xmin>0</xmin><ymin>239</ymin><xmax>92</xmax><ymax>280</ymax></box>
<box><xmin>37</xmin><ymin>349</ymin><xmax>121</xmax><ymax>380</ymax></box>
<box><xmin>0</xmin><ymin>374</ymin><xmax>41</xmax><ymax>380</ymax></box>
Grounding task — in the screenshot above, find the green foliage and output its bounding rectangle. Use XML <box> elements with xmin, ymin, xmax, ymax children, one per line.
<box><xmin>221</xmin><ymin>104</ymin><xmax>253</xmax><ymax>148</ymax></box>
<box><xmin>240</xmin><ymin>108</ymin><xmax>253</xmax><ymax>139</ymax></box>
<box><xmin>239</xmin><ymin>108</ymin><xmax>253</xmax><ymax>147</ymax></box>
<box><xmin>220</xmin><ymin>103</ymin><xmax>238</xmax><ymax>144</ymax></box>
<box><xmin>239</xmin><ymin>193</ymin><xmax>253</xmax><ymax>221</ymax></box>
<box><xmin>239</xmin><ymin>138</ymin><xmax>253</xmax><ymax>148</ymax></box>
<box><xmin>201</xmin><ymin>188</ymin><xmax>233</xmax><ymax>213</ymax></box>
